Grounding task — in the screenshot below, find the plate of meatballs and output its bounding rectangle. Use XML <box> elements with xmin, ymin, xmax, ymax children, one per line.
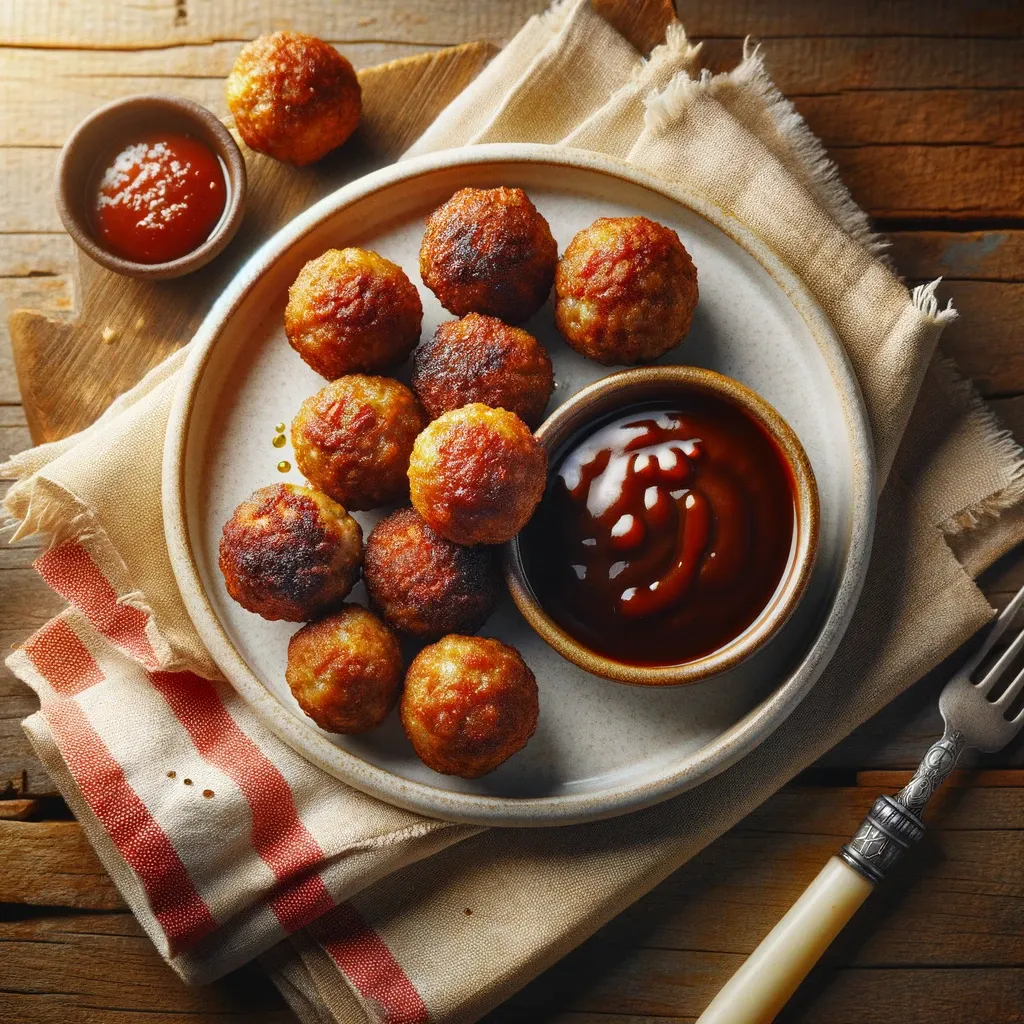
<box><xmin>164</xmin><ymin>144</ymin><xmax>874</xmax><ymax>826</ymax></box>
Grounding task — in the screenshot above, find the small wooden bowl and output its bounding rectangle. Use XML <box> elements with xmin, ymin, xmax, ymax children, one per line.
<box><xmin>54</xmin><ymin>95</ymin><xmax>247</xmax><ymax>281</ymax></box>
<box><xmin>506</xmin><ymin>365</ymin><xmax>820</xmax><ymax>687</ymax></box>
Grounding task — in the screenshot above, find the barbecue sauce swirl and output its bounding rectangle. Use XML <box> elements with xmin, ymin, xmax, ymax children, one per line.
<box><xmin>521</xmin><ymin>399</ymin><xmax>796</xmax><ymax>666</ymax></box>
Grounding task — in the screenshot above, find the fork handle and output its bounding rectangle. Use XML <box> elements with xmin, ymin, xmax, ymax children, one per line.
<box><xmin>696</xmin><ymin>730</ymin><xmax>965</xmax><ymax>1024</ymax></box>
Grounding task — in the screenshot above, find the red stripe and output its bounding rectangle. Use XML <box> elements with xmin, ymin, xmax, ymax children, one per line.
<box><xmin>23</xmin><ymin>618</ymin><xmax>103</xmax><ymax>696</ymax></box>
<box><xmin>40</xmin><ymin>695</ymin><xmax>218</xmax><ymax>953</ymax></box>
<box><xmin>312</xmin><ymin>904</ymin><xmax>428</xmax><ymax>1024</ymax></box>
<box><xmin>35</xmin><ymin>541</ymin><xmax>158</xmax><ymax>668</ymax></box>
<box><xmin>149</xmin><ymin>670</ymin><xmax>335</xmax><ymax>932</ymax></box>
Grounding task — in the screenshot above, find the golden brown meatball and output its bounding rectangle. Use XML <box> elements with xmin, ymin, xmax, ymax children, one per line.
<box><xmin>226</xmin><ymin>32</ymin><xmax>361</xmax><ymax>166</ymax></box>
<box><xmin>412</xmin><ymin>313</ymin><xmax>554</xmax><ymax>428</ymax></box>
<box><xmin>219</xmin><ymin>483</ymin><xmax>361</xmax><ymax>621</ymax></box>
<box><xmin>554</xmin><ymin>216</ymin><xmax>699</xmax><ymax>365</ymax></box>
<box><xmin>292</xmin><ymin>375</ymin><xmax>426</xmax><ymax>511</ymax></box>
<box><xmin>286</xmin><ymin>605</ymin><xmax>402</xmax><ymax>733</ymax></box>
<box><xmin>401</xmin><ymin>635</ymin><xmax>538</xmax><ymax>777</ymax></box>
<box><xmin>285</xmin><ymin>249</ymin><xmax>423</xmax><ymax>380</ymax></box>
<box><xmin>408</xmin><ymin>404</ymin><xmax>547</xmax><ymax>546</ymax></box>
<box><xmin>364</xmin><ymin>508</ymin><xmax>500</xmax><ymax>639</ymax></box>
<box><xmin>419</xmin><ymin>187</ymin><xmax>557</xmax><ymax>323</ymax></box>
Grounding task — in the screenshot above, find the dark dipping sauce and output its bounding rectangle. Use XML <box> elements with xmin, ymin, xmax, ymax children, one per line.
<box><xmin>520</xmin><ymin>396</ymin><xmax>797</xmax><ymax>666</ymax></box>
<box><xmin>90</xmin><ymin>133</ymin><xmax>227</xmax><ymax>264</ymax></box>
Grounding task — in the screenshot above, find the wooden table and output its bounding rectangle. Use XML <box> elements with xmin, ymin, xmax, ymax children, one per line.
<box><xmin>1</xmin><ymin>2</ymin><xmax>1022</xmax><ymax>1021</ymax></box>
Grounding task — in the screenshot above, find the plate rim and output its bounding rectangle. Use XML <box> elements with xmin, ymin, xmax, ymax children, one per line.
<box><xmin>162</xmin><ymin>142</ymin><xmax>876</xmax><ymax>827</ymax></box>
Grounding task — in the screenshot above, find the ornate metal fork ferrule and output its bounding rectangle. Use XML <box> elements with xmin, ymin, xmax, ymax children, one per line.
<box><xmin>839</xmin><ymin>727</ymin><xmax>964</xmax><ymax>885</ymax></box>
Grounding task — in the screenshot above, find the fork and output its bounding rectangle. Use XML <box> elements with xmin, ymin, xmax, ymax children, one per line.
<box><xmin>696</xmin><ymin>580</ymin><xmax>1024</xmax><ymax>1024</ymax></box>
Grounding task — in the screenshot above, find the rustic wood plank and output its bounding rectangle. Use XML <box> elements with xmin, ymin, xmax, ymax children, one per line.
<box><xmin>0</xmin><ymin>909</ymin><xmax>294</xmax><ymax>1023</ymax></box>
<box><xmin>0</xmin><ymin>798</ymin><xmax>41</xmax><ymax>819</ymax></box>
<box><xmin>0</xmin><ymin>821</ymin><xmax>123</xmax><ymax>909</ymax></box>
<box><xmin>0</xmin><ymin>0</ymin><xmax>551</xmax><ymax>49</ymax></box>
<box><xmin>495</xmin><ymin>952</ymin><xmax>1024</xmax><ymax>1023</ymax></box>
<box><xmin>4</xmin><ymin>0</ymin><xmax>1021</xmax><ymax>49</ymax></box>
<box><xmin>938</xmin><ymin>281</ymin><xmax>1024</xmax><ymax>396</ymax></box>
<box><xmin>832</xmin><ymin>145</ymin><xmax>1024</xmax><ymax>221</ymax></box>
<box><xmin>702</xmin><ymin>36</ymin><xmax>1024</xmax><ymax>92</ymax></box>
<box><xmin>889</xmin><ymin>231</ymin><xmax>1024</xmax><ymax>282</ymax></box>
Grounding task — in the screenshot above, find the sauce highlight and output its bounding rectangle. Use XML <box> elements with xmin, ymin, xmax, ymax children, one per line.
<box><xmin>91</xmin><ymin>133</ymin><xmax>227</xmax><ymax>264</ymax></box>
<box><xmin>521</xmin><ymin>398</ymin><xmax>796</xmax><ymax>666</ymax></box>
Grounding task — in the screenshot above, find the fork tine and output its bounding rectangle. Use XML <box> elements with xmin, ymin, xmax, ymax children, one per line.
<box><xmin>995</xmin><ymin>663</ymin><xmax>1024</xmax><ymax>708</ymax></box>
<box><xmin>975</xmin><ymin>579</ymin><xmax>1024</xmax><ymax>664</ymax></box>
<box><xmin>978</xmin><ymin>620</ymin><xmax>1024</xmax><ymax>693</ymax></box>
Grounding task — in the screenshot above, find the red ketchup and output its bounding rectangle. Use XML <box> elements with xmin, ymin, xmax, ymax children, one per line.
<box><xmin>90</xmin><ymin>133</ymin><xmax>227</xmax><ymax>264</ymax></box>
<box><xmin>521</xmin><ymin>398</ymin><xmax>797</xmax><ymax>666</ymax></box>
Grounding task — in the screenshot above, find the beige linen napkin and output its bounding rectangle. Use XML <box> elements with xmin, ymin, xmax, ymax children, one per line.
<box><xmin>5</xmin><ymin>2</ymin><xmax>1023</xmax><ymax>1021</ymax></box>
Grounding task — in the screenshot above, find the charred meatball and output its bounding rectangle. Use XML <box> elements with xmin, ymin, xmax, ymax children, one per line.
<box><xmin>408</xmin><ymin>404</ymin><xmax>546</xmax><ymax>546</ymax></box>
<box><xmin>292</xmin><ymin>375</ymin><xmax>426</xmax><ymax>511</ymax></box>
<box><xmin>412</xmin><ymin>313</ymin><xmax>554</xmax><ymax>428</ymax></box>
<box><xmin>554</xmin><ymin>216</ymin><xmax>698</xmax><ymax>365</ymax></box>
<box><xmin>226</xmin><ymin>32</ymin><xmax>361</xmax><ymax>166</ymax></box>
<box><xmin>364</xmin><ymin>508</ymin><xmax>500</xmax><ymax>638</ymax></box>
<box><xmin>219</xmin><ymin>483</ymin><xmax>361</xmax><ymax>621</ymax></box>
<box><xmin>419</xmin><ymin>187</ymin><xmax>557</xmax><ymax>323</ymax></box>
<box><xmin>401</xmin><ymin>635</ymin><xmax>538</xmax><ymax>777</ymax></box>
<box><xmin>286</xmin><ymin>605</ymin><xmax>402</xmax><ymax>733</ymax></box>
<box><xmin>285</xmin><ymin>248</ymin><xmax>423</xmax><ymax>380</ymax></box>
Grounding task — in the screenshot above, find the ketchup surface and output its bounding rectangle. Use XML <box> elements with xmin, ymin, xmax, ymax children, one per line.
<box><xmin>521</xmin><ymin>398</ymin><xmax>796</xmax><ymax>666</ymax></box>
<box><xmin>91</xmin><ymin>133</ymin><xmax>227</xmax><ymax>264</ymax></box>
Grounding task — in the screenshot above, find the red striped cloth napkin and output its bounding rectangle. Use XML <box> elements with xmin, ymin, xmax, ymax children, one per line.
<box><xmin>11</xmin><ymin>539</ymin><xmax>472</xmax><ymax>994</ymax></box>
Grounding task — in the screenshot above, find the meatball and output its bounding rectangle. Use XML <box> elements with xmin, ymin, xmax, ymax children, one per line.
<box><xmin>408</xmin><ymin>404</ymin><xmax>547</xmax><ymax>546</ymax></box>
<box><xmin>285</xmin><ymin>248</ymin><xmax>423</xmax><ymax>380</ymax></box>
<box><xmin>412</xmin><ymin>313</ymin><xmax>554</xmax><ymax>428</ymax></box>
<box><xmin>286</xmin><ymin>605</ymin><xmax>402</xmax><ymax>733</ymax></box>
<box><xmin>364</xmin><ymin>508</ymin><xmax>500</xmax><ymax>638</ymax></box>
<box><xmin>219</xmin><ymin>483</ymin><xmax>362</xmax><ymax>621</ymax></box>
<box><xmin>292</xmin><ymin>375</ymin><xmax>426</xmax><ymax>511</ymax></box>
<box><xmin>554</xmin><ymin>216</ymin><xmax>699</xmax><ymax>365</ymax></box>
<box><xmin>226</xmin><ymin>32</ymin><xmax>361</xmax><ymax>166</ymax></box>
<box><xmin>401</xmin><ymin>635</ymin><xmax>538</xmax><ymax>777</ymax></box>
<box><xmin>419</xmin><ymin>187</ymin><xmax>557</xmax><ymax>323</ymax></box>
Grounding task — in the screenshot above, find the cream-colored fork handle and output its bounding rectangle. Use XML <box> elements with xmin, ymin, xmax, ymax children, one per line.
<box><xmin>696</xmin><ymin>857</ymin><xmax>873</xmax><ymax>1024</ymax></box>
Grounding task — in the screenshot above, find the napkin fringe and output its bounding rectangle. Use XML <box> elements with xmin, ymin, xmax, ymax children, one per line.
<box><xmin>643</xmin><ymin>45</ymin><xmax>889</xmax><ymax>260</ymax></box>
<box><xmin>1</xmin><ymin>475</ymin><xmax>178</xmax><ymax>670</ymax></box>
<box><xmin>630</xmin><ymin>21</ymin><xmax>702</xmax><ymax>83</ymax></box>
<box><xmin>935</xmin><ymin>355</ymin><xmax>1024</xmax><ymax>534</ymax></box>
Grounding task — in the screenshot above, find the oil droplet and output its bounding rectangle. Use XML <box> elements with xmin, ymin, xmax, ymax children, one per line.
<box><xmin>167</xmin><ymin>771</ymin><xmax>176</xmax><ymax>779</ymax></box>
<box><xmin>274</xmin><ymin>422</ymin><xmax>286</xmax><ymax>433</ymax></box>
<box><xmin>183</xmin><ymin>778</ymin><xmax>193</xmax><ymax>786</ymax></box>
<box><xmin>272</xmin><ymin>434</ymin><xmax>287</xmax><ymax>448</ymax></box>
<box><xmin>277</xmin><ymin>460</ymin><xmax>291</xmax><ymax>473</ymax></box>
<box><xmin>203</xmin><ymin>789</ymin><xmax>214</xmax><ymax>798</ymax></box>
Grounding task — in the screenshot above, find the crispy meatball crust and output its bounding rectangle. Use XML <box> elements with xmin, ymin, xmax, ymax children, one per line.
<box><xmin>401</xmin><ymin>635</ymin><xmax>538</xmax><ymax>777</ymax></box>
<box><xmin>292</xmin><ymin>375</ymin><xmax>426</xmax><ymax>512</ymax></box>
<box><xmin>412</xmin><ymin>313</ymin><xmax>554</xmax><ymax>428</ymax></box>
<box><xmin>286</xmin><ymin>604</ymin><xmax>402</xmax><ymax>733</ymax></box>
<box><xmin>364</xmin><ymin>508</ymin><xmax>500</xmax><ymax>638</ymax></box>
<box><xmin>554</xmin><ymin>216</ymin><xmax>699</xmax><ymax>365</ymax></box>
<box><xmin>408</xmin><ymin>404</ymin><xmax>547</xmax><ymax>546</ymax></box>
<box><xmin>419</xmin><ymin>187</ymin><xmax>557</xmax><ymax>323</ymax></box>
<box><xmin>226</xmin><ymin>32</ymin><xmax>361</xmax><ymax>166</ymax></box>
<box><xmin>285</xmin><ymin>248</ymin><xmax>423</xmax><ymax>380</ymax></box>
<box><xmin>219</xmin><ymin>483</ymin><xmax>362</xmax><ymax>621</ymax></box>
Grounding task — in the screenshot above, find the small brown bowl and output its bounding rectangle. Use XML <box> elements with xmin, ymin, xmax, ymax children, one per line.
<box><xmin>54</xmin><ymin>95</ymin><xmax>247</xmax><ymax>281</ymax></box>
<box><xmin>506</xmin><ymin>365</ymin><xmax>820</xmax><ymax>686</ymax></box>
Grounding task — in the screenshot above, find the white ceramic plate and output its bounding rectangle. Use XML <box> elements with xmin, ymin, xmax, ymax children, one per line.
<box><xmin>164</xmin><ymin>144</ymin><xmax>875</xmax><ymax>827</ymax></box>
